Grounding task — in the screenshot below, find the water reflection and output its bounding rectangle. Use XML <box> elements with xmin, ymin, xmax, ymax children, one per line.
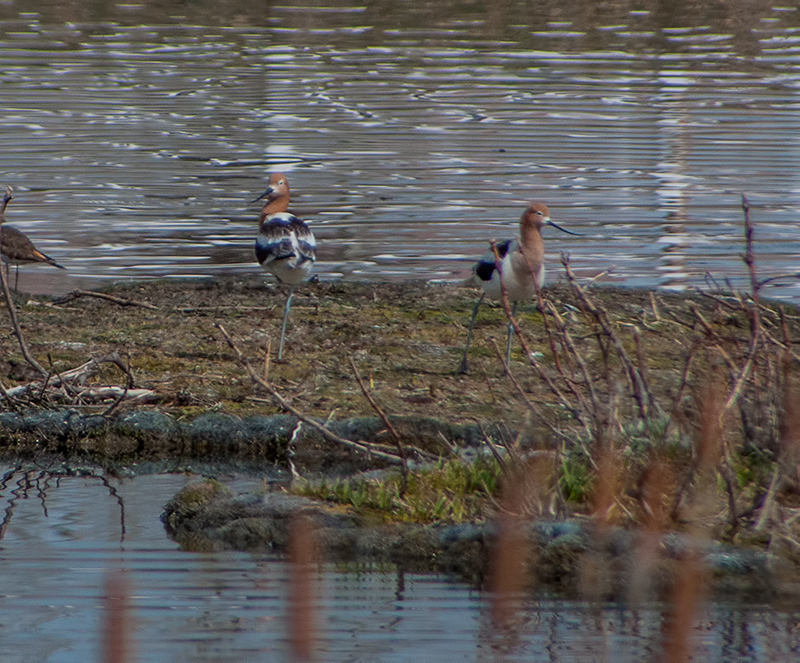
<box><xmin>0</xmin><ymin>467</ymin><xmax>798</xmax><ymax>660</ymax></box>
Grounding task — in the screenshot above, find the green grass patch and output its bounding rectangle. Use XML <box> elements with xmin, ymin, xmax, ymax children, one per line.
<box><xmin>291</xmin><ymin>455</ymin><xmax>503</xmax><ymax>524</ymax></box>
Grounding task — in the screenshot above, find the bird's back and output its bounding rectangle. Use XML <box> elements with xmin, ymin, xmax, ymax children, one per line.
<box><xmin>256</xmin><ymin>212</ymin><xmax>316</xmax><ymax>285</ymax></box>
<box><xmin>0</xmin><ymin>225</ymin><xmax>64</xmax><ymax>268</ymax></box>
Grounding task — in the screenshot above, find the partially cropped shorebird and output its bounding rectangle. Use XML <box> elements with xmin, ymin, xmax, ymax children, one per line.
<box><xmin>457</xmin><ymin>202</ymin><xmax>580</xmax><ymax>374</ymax></box>
<box><xmin>0</xmin><ymin>186</ymin><xmax>65</xmax><ymax>293</ymax></box>
<box><xmin>254</xmin><ymin>173</ymin><xmax>316</xmax><ymax>361</ymax></box>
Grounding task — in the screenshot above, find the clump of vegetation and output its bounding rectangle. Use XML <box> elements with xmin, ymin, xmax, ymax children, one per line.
<box><xmin>291</xmin><ymin>454</ymin><xmax>503</xmax><ymax>524</ymax></box>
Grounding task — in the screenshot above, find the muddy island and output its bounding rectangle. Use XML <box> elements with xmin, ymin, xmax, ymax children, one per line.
<box><xmin>1</xmin><ymin>269</ymin><xmax>799</xmax><ymax>596</ymax></box>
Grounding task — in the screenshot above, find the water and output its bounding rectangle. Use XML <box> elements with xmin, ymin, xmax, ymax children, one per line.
<box><xmin>0</xmin><ymin>469</ymin><xmax>798</xmax><ymax>662</ymax></box>
<box><xmin>0</xmin><ymin>1</ymin><xmax>800</xmax><ymax>300</ymax></box>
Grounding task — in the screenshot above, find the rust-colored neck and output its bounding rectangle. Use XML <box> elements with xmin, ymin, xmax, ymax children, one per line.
<box><xmin>520</xmin><ymin>221</ymin><xmax>544</xmax><ymax>268</ymax></box>
<box><xmin>262</xmin><ymin>194</ymin><xmax>289</xmax><ymax>217</ymax></box>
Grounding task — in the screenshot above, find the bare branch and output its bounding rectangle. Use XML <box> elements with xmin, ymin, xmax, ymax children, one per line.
<box><xmin>52</xmin><ymin>289</ymin><xmax>159</xmax><ymax>310</ymax></box>
<box><xmin>215</xmin><ymin>322</ymin><xmax>407</xmax><ymax>465</ymax></box>
<box><xmin>349</xmin><ymin>356</ymin><xmax>409</xmax><ymax>486</ymax></box>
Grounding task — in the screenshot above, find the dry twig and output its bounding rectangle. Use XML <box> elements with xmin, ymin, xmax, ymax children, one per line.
<box><xmin>215</xmin><ymin>322</ymin><xmax>409</xmax><ymax>464</ymax></box>
<box><xmin>349</xmin><ymin>356</ymin><xmax>409</xmax><ymax>487</ymax></box>
<box><xmin>52</xmin><ymin>289</ymin><xmax>159</xmax><ymax>310</ymax></box>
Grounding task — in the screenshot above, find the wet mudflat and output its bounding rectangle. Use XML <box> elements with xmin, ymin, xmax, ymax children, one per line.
<box><xmin>1</xmin><ymin>273</ymin><xmax>798</xmax><ymax>583</ymax></box>
<box><xmin>0</xmin><ymin>274</ymin><xmax>771</xmax><ymax>456</ymax></box>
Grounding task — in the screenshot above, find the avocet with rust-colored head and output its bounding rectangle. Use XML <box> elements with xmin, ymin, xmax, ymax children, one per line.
<box><xmin>253</xmin><ymin>173</ymin><xmax>316</xmax><ymax>360</ymax></box>
<box><xmin>457</xmin><ymin>202</ymin><xmax>580</xmax><ymax>374</ymax></box>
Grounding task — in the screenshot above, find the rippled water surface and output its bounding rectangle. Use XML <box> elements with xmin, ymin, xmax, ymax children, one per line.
<box><xmin>1</xmin><ymin>1</ymin><xmax>800</xmax><ymax>300</ymax></box>
<box><xmin>0</xmin><ymin>469</ymin><xmax>798</xmax><ymax>662</ymax></box>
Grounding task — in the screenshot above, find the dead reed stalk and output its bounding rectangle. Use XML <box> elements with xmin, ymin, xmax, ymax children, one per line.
<box><xmin>662</xmin><ymin>377</ymin><xmax>723</xmax><ymax>662</ymax></box>
<box><xmin>102</xmin><ymin>570</ymin><xmax>133</xmax><ymax>663</ymax></box>
<box><xmin>629</xmin><ymin>457</ymin><xmax>673</xmax><ymax>606</ymax></box>
<box><xmin>349</xmin><ymin>356</ymin><xmax>409</xmax><ymax>489</ymax></box>
<box><xmin>288</xmin><ymin>514</ymin><xmax>317</xmax><ymax>662</ymax></box>
<box><xmin>661</xmin><ymin>549</ymin><xmax>704</xmax><ymax>663</ymax></box>
<box><xmin>489</xmin><ymin>470</ymin><xmax>529</xmax><ymax>631</ymax></box>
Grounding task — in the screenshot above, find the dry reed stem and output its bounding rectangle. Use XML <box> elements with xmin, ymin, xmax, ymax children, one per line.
<box><xmin>562</xmin><ymin>255</ymin><xmax>656</xmax><ymax>421</ymax></box>
<box><xmin>543</xmin><ymin>299</ymin><xmax>601</xmax><ymax>419</ymax></box>
<box><xmin>288</xmin><ymin>514</ymin><xmax>317</xmax><ymax>662</ymax></box>
<box><xmin>661</xmin><ymin>549</ymin><xmax>703</xmax><ymax>663</ymax></box>
<box><xmin>488</xmin><ymin>338</ymin><xmax>574</xmax><ymax>444</ymax></box>
<box><xmin>633</xmin><ymin>325</ymin><xmax>660</xmax><ymax>414</ymax></box>
<box><xmin>695</xmin><ymin>379</ymin><xmax>724</xmax><ymax>472</ymax></box>
<box><xmin>663</xmin><ymin>341</ymin><xmax>699</xmax><ymax>445</ymax></box>
<box><xmin>629</xmin><ymin>458</ymin><xmax>673</xmax><ymax>606</ymax></box>
<box><xmin>477</xmin><ymin>423</ymin><xmax>510</xmax><ymax>475</ymax></box>
<box><xmin>720</xmin><ymin>194</ymin><xmax>762</xmax><ymax>413</ymax></box>
<box><xmin>488</xmin><ymin>240</ymin><xmax>587</xmax><ymax>426</ymax></box>
<box><xmin>723</xmin><ymin>324</ymin><xmax>759</xmax><ymax>411</ymax></box>
<box><xmin>580</xmin><ymin>448</ymin><xmax>618</xmax><ymax>603</ymax></box>
<box><xmin>349</xmin><ymin>356</ymin><xmax>409</xmax><ymax>488</ymax></box>
<box><xmin>779</xmin><ymin>342</ymin><xmax>800</xmax><ymax>489</ymax></box>
<box><xmin>102</xmin><ymin>570</ymin><xmax>133</xmax><ymax>663</ymax></box>
<box><xmin>650</xmin><ymin>291</ymin><xmax>660</xmax><ymax>321</ymax></box>
<box><xmin>52</xmin><ymin>289</ymin><xmax>159</xmax><ymax>309</ymax></box>
<box><xmin>754</xmin><ymin>467</ymin><xmax>780</xmax><ymax>532</ymax></box>
<box><xmin>742</xmin><ymin>194</ymin><xmax>761</xmax><ymax>306</ymax></box>
<box><xmin>528</xmin><ymin>254</ymin><xmax>566</xmax><ymax>375</ymax></box>
<box><xmin>663</xmin><ymin>378</ymin><xmax>724</xmax><ymax>661</ymax></box>
<box><xmin>489</xmin><ymin>471</ymin><xmax>530</xmax><ymax>631</ymax></box>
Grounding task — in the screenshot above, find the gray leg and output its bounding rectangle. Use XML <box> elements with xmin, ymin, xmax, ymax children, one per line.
<box><xmin>278</xmin><ymin>286</ymin><xmax>295</xmax><ymax>361</ymax></box>
<box><xmin>505</xmin><ymin>301</ymin><xmax>518</xmax><ymax>365</ymax></box>
<box><xmin>457</xmin><ymin>292</ymin><xmax>485</xmax><ymax>374</ymax></box>
<box><xmin>14</xmin><ymin>264</ymin><xmax>19</xmax><ymax>294</ymax></box>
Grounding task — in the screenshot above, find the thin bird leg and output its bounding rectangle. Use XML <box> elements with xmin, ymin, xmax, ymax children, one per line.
<box><xmin>14</xmin><ymin>264</ymin><xmax>19</xmax><ymax>295</ymax></box>
<box><xmin>457</xmin><ymin>291</ymin><xmax>485</xmax><ymax>374</ymax></box>
<box><xmin>3</xmin><ymin>262</ymin><xmax>13</xmax><ymax>296</ymax></box>
<box><xmin>278</xmin><ymin>285</ymin><xmax>296</xmax><ymax>361</ymax></box>
<box><xmin>505</xmin><ymin>301</ymin><xmax>518</xmax><ymax>365</ymax></box>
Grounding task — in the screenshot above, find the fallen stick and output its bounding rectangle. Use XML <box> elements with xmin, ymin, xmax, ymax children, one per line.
<box><xmin>6</xmin><ymin>352</ymin><xmax>129</xmax><ymax>398</ymax></box>
<box><xmin>78</xmin><ymin>386</ymin><xmax>157</xmax><ymax>402</ymax></box>
<box><xmin>215</xmin><ymin>322</ymin><xmax>407</xmax><ymax>465</ymax></box>
<box><xmin>52</xmin><ymin>289</ymin><xmax>159</xmax><ymax>310</ymax></box>
<box><xmin>349</xmin><ymin>356</ymin><xmax>409</xmax><ymax>485</ymax></box>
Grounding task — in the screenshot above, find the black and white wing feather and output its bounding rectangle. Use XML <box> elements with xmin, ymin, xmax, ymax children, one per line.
<box><xmin>255</xmin><ymin>212</ymin><xmax>316</xmax><ymax>285</ymax></box>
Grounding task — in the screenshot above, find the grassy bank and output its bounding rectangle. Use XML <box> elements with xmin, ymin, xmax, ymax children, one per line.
<box><xmin>0</xmin><ymin>261</ymin><xmax>798</xmax><ymax>556</ymax></box>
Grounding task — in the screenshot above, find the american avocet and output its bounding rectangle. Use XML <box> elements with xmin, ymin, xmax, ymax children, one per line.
<box><xmin>0</xmin><ymin>187</ymin><xmax>65</xmax><ymax>292</ymax></box>
<box><xmin>253</xmin><ymin>173</ymin><xmax>316</xmax><ymax>361</ymax></box>
<box><xmin>457</xmin><ymin>202</ymin><xmax>580</xmax><ymax>374</ymax></box>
